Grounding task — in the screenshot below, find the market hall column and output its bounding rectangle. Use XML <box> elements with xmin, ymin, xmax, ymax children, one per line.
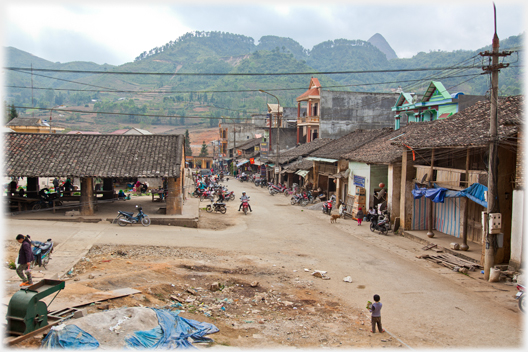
<box><xmin>80</xmin><ymin>177</ymin><xmax>95</xmax><ymax>216</ymax></box>
<box><xmin>166</xmin><ymin>176</ymin><xmax>183</xmax><ymax>215</ymax></box>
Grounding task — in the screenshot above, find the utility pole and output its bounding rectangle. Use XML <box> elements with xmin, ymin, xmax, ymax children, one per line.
<box><xmin>259</xmin><ymin>90</ymin><xmax>281</xmax><ymax>181</ymax></box>
<box><xmin>479</xmin><ymin>3</ymin><xmax>512</xmax><ymax>280</ymax></box>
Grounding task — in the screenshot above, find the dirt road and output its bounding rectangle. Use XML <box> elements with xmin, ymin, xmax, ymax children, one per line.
<box><xmin>4</xmin><ymin>178</ymin><xmax>523</xmax><ymax>348</ymax></box>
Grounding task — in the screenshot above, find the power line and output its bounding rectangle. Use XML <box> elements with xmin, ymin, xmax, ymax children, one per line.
<box><xmin>5</xmin><ymin>65</ymin><xmax>486</xmax><ymax>76</ymax></box>
<box><xmin>12</xmin><ymin>105</ymin><xmax>261</xmax><ymax>120</ymax></box>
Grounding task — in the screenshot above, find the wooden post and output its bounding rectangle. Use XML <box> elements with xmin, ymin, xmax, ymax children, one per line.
<box><xmin>80</xmin><ymin>177</ymin><xmax>94</xmax><ymax>216</ymax></box>
<box><xmin>426</xmin><ymin>148</ymin><xmax>435</xmax><ymax>238</ymax></box>
<box><xmin>26</xmin><ymin>177</ymin><xmax>39</xmax><ymax>198</ymax></box>
<box><xmin>400</xmin><ymin>151</ymin><xmax>408</xmax><ymax>230</ymax></box>
<box><xmin>461</xmin><ymin>148</ymin><xmax>470</xmax><ymax>250</ymax></box>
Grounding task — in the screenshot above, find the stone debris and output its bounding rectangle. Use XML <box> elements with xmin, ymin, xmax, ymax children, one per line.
<box><xmin>343</xmin><ymin>276</ymin><xmax>353</xmax><ymax>283</ymax></box>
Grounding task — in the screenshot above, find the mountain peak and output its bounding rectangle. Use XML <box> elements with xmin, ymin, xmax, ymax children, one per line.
<box><xmin>367</xmin><ymin>33</ymin><xmax>397</xmax><ymax>60</ymax></box>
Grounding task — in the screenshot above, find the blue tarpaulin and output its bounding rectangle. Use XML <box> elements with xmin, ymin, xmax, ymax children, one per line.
<box><xmin>453</xmin><ymin>182</ymin><xmax>488</xmax><ymax>208</ymax></box>
<box><xmin>125</xmin><ymin>309</ymin><xmax>219</xmax><ymax>349</ymax></box>
<box><xmin>412</xmin><ymin>183</ymin><xmax>488</xmax><ymax>207</ymax></box>
<box><xmin>41</xmin><ymin>324</ymin><xmax>100</xmax><ymax>349</ymax></box>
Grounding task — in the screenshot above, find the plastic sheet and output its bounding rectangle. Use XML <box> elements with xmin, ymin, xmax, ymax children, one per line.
<box><xmin>125</xmin><ymin>308</ymin><xmax>219</xmax><ymax>349</ymax></box>
<box><xmin>41</xmin><ymin>324</ymin><xmax>100</xmax><ymax>349</ymax></box>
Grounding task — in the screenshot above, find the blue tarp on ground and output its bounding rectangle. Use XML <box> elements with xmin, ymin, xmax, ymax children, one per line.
<box><xmin>412</xmin><ymin>183</ymin><xmax>488</xmax><ymax>207</ymax></box>
<box><xmin>125</xmin><ymin>309</ymin><xmax>219</xmax><ymax>349</ymax></box>
<box><xmin>41</xmin><ymin>324</ymin><xmax>100</xmax><ymax>349</ymax></box>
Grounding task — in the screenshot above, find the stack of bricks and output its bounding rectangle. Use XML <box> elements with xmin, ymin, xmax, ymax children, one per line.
<box><xmin>352</xmin><ymin>186</ymin><xmax>366</xmax><ymax>219</ymax></box>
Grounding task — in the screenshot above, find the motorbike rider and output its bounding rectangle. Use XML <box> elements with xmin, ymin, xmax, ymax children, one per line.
<box><xmin>238</xmin><ymin>191</ymin><xmax>252</xmax><ymax>212</ymax></box>
<box><xmin>216</xmin><ymin>187</ymin><xmax>226</xmax><ymax>203</ymax></box>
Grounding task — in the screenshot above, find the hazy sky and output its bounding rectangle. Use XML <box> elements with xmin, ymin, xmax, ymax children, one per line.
<box><xmin>2</xmin><ymin>1</ymin><xmax>526</xmax><ymax>66</ymax></box>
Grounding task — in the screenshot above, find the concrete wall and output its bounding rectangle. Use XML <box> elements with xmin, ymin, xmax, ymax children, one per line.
<box><xmin>319</xmin><ymin>90</ymin><xmax>398</xmax><ymax>139</ymax></box>
<box><xmin>388</xmin><ymin>163</ymin><xmax>401</xmax><ymax>221</ymax></box>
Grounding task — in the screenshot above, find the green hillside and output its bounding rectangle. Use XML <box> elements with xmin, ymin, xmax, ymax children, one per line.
<box><xmin>4</xmin><ymin>30</ymin><xmax>523</xmax><ymax>132</ymax></box>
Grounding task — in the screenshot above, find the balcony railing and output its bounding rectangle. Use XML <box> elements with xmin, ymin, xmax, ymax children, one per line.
<box><xmin>297</xmin><ymin>116</ymin><xmax>320</xmax><ymax>124</ymax></box>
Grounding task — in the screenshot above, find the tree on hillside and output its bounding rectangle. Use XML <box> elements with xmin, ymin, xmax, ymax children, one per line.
<box><xmin>4</xmin><ymin>103</ymin><xmax>18</xmax><ymax>123</ymax></box>
<box><xmin>199</xmin><ymin>141</ymin><xmax>209</xmax><ymax>157</ymax></box>
<box><xmin>184</xmin><ymin>130</ymin><xmax>192</xmax><ymax>157</ymax></box>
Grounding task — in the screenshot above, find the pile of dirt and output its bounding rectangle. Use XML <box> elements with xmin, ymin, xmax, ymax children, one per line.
<box><xmin>47</xmin><ymin>244</ymin><xmax>400</xmax><ymax>349</ymax></box>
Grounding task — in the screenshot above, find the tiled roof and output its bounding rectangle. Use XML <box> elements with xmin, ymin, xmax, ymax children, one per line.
<box><xmin>392</xmin><ymin>95</ymin><xmax>523</xmax><ymax>149</ymax></box>
<box><xmin>6</xmin><ymin>117</ymin><xmax>47</xmax><ymax>127</ymax></box>
<box><xmin>4</xmin><ymin>133</ymin><xmax>184</xmax><ymax>178</ymax></box>
<box><xmin>310</xmin><ymin>128</ymin><xmax>394</xmax><ymax>160</ymax></box>
<box><xmin>342</xmin><ymin>124</ymin><xmax>423</xmax><ymax>164</ymax></box>
<box><xmin>283</xmin><ymin>158</ymin><xmax>313</xmax><ymax>172</ymax></box>
<box><xmin>236</xmin><ymin>137</ymin><xmax>262</xmax><ymax>150</ymax></box>
<box><xmin>276</xmin><ymin>138</ymin><xmax>333</xmax><ymax>164</ymax></box>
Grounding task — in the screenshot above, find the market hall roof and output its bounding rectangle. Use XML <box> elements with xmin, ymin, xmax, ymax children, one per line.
<box><xmin>391</xmin><ymin>95</ymin><xmax>523</xmax><ymax>149</ymax></box>
<box><xmin>272</xmin><ymin>138</ymin><xmax>333</xmax><ymax>164</ymax></box>
<box><xmin>4</xmin><ymin>133</ymin><xmax>185</xmax><ymax>178</ymax></box>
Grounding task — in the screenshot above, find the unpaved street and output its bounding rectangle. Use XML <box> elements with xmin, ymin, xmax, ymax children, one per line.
<box><xmin>4</xmin><ymin>178</ymin><xmax>523</xmax><ymax>349</ymax></box>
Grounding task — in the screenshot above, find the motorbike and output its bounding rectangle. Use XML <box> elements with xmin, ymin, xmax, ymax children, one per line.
<box><xmin>114</xmin><ymin>205</ymin><xmax>151</xmax><ymax>227</ymax></box>
<box><xmin>238</xmin><ymin>174</ymin><xmax>248</xmax><ymax>182</ymax></box>
<box><xmin>192</xmin><ymin>187</ymin><xmax>206</xmax><ymax>198</ymax></box>
<box><xmin>30</xmin><ymin>237</ymin><xmax>54</xmax><ymax>269</ymax></box>
<box><xmin>322</xmin><ymin>200</ymin><xmax>333</xmax><ymax>215</ymax></box>
<box><xmin>516</xmin><ymin>284</ymin><xmax>525</xmax><ymax>312</ymax></box>
<box><xmin>369</xmin><ymin>211</ymin><xmax>391</xmax><ymax>235</ymax></box>
<box><xmin>224</xmin><ymin>190</ymin><xmax>236</xmax><ymax>201</ymax></box>
<box><xmin>206</xmin><ymin>199</ymin><xmax>227</xmax><ymax>214</ymax></box>
<box><xmin>241</xmin><ymin>198</ymin><xmax>250</xmax><ymax>215</ymax></box>
<box><xmin>32</xmin><ymin>188</ymin><xmax>62</xmax><ymax>210</ymax></box>
<box><xmin>200</xmin><ymin>189</ymin><xmax>215</xmax><ymax>202</ymax></box>
<box><xmin>269</xmin><ymin>183</ymin><xmax>286</xmax><ymax>196</ymax></box>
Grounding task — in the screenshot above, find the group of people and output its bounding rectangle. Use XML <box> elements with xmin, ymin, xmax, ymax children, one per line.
<box><xmin>193</xmin><ymin>171</ymin><xmax>252</xmax><ymax>213</ymax></box>
<box><xmin>354</xmin><ymin>206</ymin><xmax>379</xmax><ymax>226</ymax></box>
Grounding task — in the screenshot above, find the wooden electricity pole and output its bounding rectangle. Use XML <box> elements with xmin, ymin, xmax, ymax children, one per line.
<box><xmin>479</xmin><ymin>4</ymin><xmax>511</xmax><ymax>279</ymax></box>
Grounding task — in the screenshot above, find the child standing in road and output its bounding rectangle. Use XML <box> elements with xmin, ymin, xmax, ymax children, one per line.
<box><xmin>356</xmin><ymin>207</ymin><xmax>364</xmax><ymax>226</ymax></box>
<box><xmin>369</xmin><ymin>294</ymin><xmax>385</xmax><ymax>333</ymax></box>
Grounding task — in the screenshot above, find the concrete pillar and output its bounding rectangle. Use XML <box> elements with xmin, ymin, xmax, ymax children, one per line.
<box><xmin>388</xmin><ymin>163</ymin><xmax>401</xmax><ymax>221</ymax></box>
<box><xmin>80</xmin><ymin>177</ymin><xmax>95</xmax><ymax>216</ymax></box>
<box><xmin>399</xmin><ymin>151</ymin><xmax>414</xmax><ymax>230</ymax></box>
<box><xmin>297</xmin><ymin>102</ymin><xmax>300</xmax><ymax>118</ymax></box>
<box><xmin>166</xmin><ymin>177</ymin><xmax>183</xmax><ymax>215</ymax></box>
<box><xmin>307</xmin><ymin>127</ymin><xmax>311</xmax><ymax>143</ymax></box>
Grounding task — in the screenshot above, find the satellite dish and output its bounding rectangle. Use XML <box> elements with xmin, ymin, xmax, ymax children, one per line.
<box><xmin>420</xmin><ymin>173</ymin><xmax>428</xmax><ymax>184</ymax></box>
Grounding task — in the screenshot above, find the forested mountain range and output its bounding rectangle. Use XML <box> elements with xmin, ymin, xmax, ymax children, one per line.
<box><xmin>4</xmin><ymin>31</ymin><xmax>523</xmax><ymax>132</ymax></box>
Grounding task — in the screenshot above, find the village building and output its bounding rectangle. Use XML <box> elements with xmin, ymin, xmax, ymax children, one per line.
<box><xmin>296</xmin><ymin>77</ymin><xmax>398</xmax><ymax>142</ymax></box>
<box><xmin>392</xmin><ymin>81</ymin><xmax>485</xmax><ymax>130</ymax></box>
<box><xmin>391</xmin><ymin>95</ymin><xmax>523</xmax><ymax>268</ymax></box>
<box><xmin>6</xmin><ymin>117</ymin><xmax>65</xmax><ymax>134</ymax></box>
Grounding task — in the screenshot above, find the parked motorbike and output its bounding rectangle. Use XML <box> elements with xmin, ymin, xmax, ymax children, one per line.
<box><xmin>200</xmin><ymin>189</ymin><xmax>215</xmax><ymax>202</ymax></box>
<box><xmin>224</xmin><ymin>190</ymin><xmax>236</xmax><ymax>201</ymax></box>
<box><xmin>32</xmin><ymin>188</ymin><xmax>62</xmax><ymax>210</ymax></box>
<box><xmin>516</xmin><ymin>284</ymin><xmax>525</xmax><ymax>312</ymax></box>
<box><xmin>114</xmin><ymin>205</ymin><xmax>151</xmax><ymax>227</ymax></box>
<box><xmin>241</xmin><ymin>198</ymin><xmax>250</xmax><ymax>215</ymax></box>
<box><xmin>30</xmin><ymin>237</ymin><xmax>54</xmax><ymax>269</ymax></box>
<box><xmin>322</xmin><ymin>200</ymin><xmax>333</xmax><ymax>215</ymax></box>
<box><xmin>206</xmin><ymin>199</ymin><xmax>227</xmax><ymax>214</ymax></box>
<box><xmin>369</xmin><ymin>211</ymin><xmax>391</xmax><ymax>234</ymax></box>
<box><xmin>269</xmin><ymin>183</ymin><xmax>286</xmax><ymax>196</ymax></box>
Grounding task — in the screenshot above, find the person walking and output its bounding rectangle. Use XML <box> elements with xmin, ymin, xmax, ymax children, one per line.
<box><xmin>16</xmin><ymin>234</ymin><xmax>34</xmax><ymax>287</ymax></box>
<box><xmin>369</xmin><ymin>294</ymin><xmax>385</xmax><ymax>333</ymax></box>
<box><xmin>356</xmin><ymin>207</ymin><xmax>364</xmax><ymax>226</ymax></box>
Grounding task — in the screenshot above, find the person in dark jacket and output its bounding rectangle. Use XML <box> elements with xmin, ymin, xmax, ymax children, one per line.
<box><xmin>16</xmin><ymin>234</ymin><xmax>34</xmax><ymax>286</ymax></box>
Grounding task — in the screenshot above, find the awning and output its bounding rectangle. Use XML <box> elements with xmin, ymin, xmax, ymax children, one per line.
<box><xmin>438</xmin><ymin>113</ymin><xmax>452</xmax><ymax>119</ymax></box>
<box><xmin>295</xmin><ymin>170</ymin><xmax>310</xmax><ymax>178</ymax></box>
<box><xmin>306</xmin><ymin>157</ymin><xmax>338</xmax><ymax>163</ymax></box>
<box><xmin>236</xmin><ymin>159</ymin><xmax>249</xmax><ymax>167</ymax></box>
